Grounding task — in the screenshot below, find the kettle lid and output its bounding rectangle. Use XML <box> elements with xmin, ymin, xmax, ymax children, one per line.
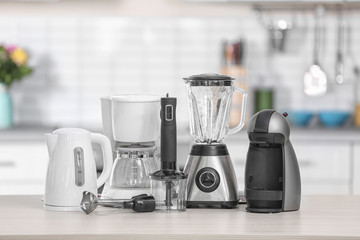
<box><xmin>53</xmin><ymin>128</ymin><xmax>90</xmax><ymax>135</ymax></box>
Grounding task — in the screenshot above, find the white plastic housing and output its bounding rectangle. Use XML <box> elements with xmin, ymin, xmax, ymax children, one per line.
<box><xmin>110</xmin><ymin>95</ymin><xmax>160</xmax><ymax>143</ymax></box>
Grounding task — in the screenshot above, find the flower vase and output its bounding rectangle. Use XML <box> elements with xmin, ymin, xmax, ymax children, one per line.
<box><xmin>0</xmin><ymin>84</ymin><xmax>13</xmax><ymax>129</ymax></box>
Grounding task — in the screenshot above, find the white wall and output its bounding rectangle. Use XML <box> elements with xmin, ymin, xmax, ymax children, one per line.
<box><xmin>0</xmin><ymin>1</ymin><xmax>358</xmax><ymax>129</ymax></box>
<box><xmin>0</xmin><ymin>0</ymin><xmax>252</xmax><ymax>16</ymax></box>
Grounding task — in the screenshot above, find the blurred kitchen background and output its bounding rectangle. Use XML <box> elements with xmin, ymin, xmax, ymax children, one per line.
<box><xmin>1</xmin><ymin>0</ymin><xmax>360</xmax><ymax>196</ymax></box>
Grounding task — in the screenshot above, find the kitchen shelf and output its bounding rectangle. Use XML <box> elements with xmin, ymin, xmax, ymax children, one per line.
<box><xmin>182</xmin><ymin>0</ymin><xmax>360</xmax><ymax>11</ymax></box>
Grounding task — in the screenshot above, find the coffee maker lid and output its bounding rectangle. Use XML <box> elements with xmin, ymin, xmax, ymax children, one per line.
<box><xmin>52</xmin><ymin>128</ymin><xmax>90</xmax><ymax>135</ymax></box>
<box><xmin>110</xmin><ymin>94</ymin><xmax>160</xmax><ymax>103</ymax></box>
<box><xmin>183</xmin><ymin>73</ymin><xmax>234</xmax><ymax>81</ymax></box>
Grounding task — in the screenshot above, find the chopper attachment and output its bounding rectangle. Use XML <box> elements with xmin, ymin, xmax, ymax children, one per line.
<box><xmin>150</xmin><ymin>171</ymin><xmax>187</xmax><ymax>211</ymax></box>
<box><xmin>80</xmin><ymin>191</ymin><xmax>155</xmax><ymax>214</ymax></box>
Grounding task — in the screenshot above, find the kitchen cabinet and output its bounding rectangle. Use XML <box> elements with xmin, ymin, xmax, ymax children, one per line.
<box><xmin>1</xmin><ymin>126</ymin><xmax>360</xmax><ymax>196</ymax></box>
<box><xmin>0</xmin><ymin>126</ymin><xmax>53</xmax><ymax>195</ymax></box>
<box><xmin>291</xmin><ymin>140</ymin><xmax>352</xmax><ymax>194</ymax></box>
<box><xmin>0</xmin><ymin>141</ymin><xmax>48</xmax><ymax>195</ymax></box>
<box><xmin>221</xmin><ymin>129</ymin><xmax>360</xmax><ymax>195</ymax></box>
<box><xmin>352</xmin><ymin>143</ymin><xmax>360</xmax><ymax>194</ymax></box>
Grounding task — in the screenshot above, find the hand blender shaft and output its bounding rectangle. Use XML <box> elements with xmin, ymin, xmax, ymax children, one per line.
<box><xmin>80</xmin><ymin>191</ymin><xmax>156</xmax><ymax>214</ymax></box>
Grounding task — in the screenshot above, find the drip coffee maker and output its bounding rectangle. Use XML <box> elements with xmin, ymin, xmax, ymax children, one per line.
<box><xmin>183</xmin><ymin>73</ymin><xmax>247</xmax><ymax>208</ymax></box>
<box><xmin>101</xmin><ymin>95</ymin><xmax>160</xmax><ymax>199</ymax></box>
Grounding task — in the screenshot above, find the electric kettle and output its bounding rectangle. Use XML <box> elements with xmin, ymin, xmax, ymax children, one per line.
<box><xmin>44</xmin><ymin>128</ymin><xmax>113</xmax><ymax>211</ymax></box>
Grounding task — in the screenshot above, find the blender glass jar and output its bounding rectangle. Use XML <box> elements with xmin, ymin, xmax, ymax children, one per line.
<box><xmin>183</xmin><ymin>74</ymin><xmax>247</xmax><ymax>143</ymax></box>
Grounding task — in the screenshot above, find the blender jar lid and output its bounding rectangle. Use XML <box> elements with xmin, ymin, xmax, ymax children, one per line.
<box><xmin>183</xmin><ymin>73</ymin><xmax>234</xmax><ymax>86</ymax></box>
<box><xmin>183</xmin><ymin>73</ymin><xmax>234</xmax><ymax>81</ymax></box>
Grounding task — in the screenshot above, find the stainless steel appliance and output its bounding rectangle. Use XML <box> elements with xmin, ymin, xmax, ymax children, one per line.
<box><xmin>245</xmin><ymin>110</ymin><xmax>301</xmax><ymax>213</ymax></box>
<box><xmin>183</xmin><ymin>73</ymin><xmax>247</xmax><ymax>208</ymax></box>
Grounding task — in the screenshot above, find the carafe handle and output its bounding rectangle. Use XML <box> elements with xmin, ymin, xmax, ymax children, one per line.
<box><xmin>90</xmin><ymin>133</ymin><xmax>113</xmax><ymax>188</ymax></box>
<box><xmin>228</xmin><ymin>86</ymin><xmax>248</xmax><ymax>135</ymax></box>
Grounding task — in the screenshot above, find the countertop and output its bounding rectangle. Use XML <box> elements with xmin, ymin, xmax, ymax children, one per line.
<box><xmin>1</xmin><ymin>195</ymin><xmax>360</xmax><ymax>240</ymax></box>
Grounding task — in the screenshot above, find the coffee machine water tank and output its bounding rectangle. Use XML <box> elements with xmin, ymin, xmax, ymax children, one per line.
<box><xmin>245</xmin><ymin>110</ymin><xmax>301</xmax><ymax>213</ymax></box>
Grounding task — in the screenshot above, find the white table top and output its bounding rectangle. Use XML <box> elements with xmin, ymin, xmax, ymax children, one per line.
<box><xmin>1</xmin><ymin>195</ymin><xmax>360</xmax><ymax>240</ymax></box>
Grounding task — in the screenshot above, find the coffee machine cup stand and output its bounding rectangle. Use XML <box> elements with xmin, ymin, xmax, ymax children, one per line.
<box><xmin>182</xmin><ymin>73</ymin><xmax>248</xmax><ymax>209</ymax></box>
<box><xmin>100</xmin><ymin>95</ymin><xmax>161</xmax><ymax>200</ymax></box>
<box><xmin>245</xmin><ymin>110</ymin><xmax>301</xmax><ymax>213</ymax></box>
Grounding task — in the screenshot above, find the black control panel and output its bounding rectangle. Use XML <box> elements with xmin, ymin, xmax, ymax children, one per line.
<box><xmin>195</xmin><ymin>167</ymin><xmax>220</xmax><ymax>193</ymax></box>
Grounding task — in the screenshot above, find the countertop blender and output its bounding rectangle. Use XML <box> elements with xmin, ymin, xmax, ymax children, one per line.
<box><xmin>183</xmin><ymin>73</ymin><xmax>247</xmax><ymax>208</ymax></box>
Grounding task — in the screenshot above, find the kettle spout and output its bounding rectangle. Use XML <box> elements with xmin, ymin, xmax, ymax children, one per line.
<box><xmin>45</xmin><ymin>133</ymin><xmax>58</xmax><ymax>156</ymax></box>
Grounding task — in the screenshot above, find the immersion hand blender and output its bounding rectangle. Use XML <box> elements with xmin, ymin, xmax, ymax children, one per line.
<box><xmin>150</xmin><ymin>94</ymin><xmax>188</xmax><ymax>211</ymax></box>
<box><xmin>80</xmin><ymin>191</ymin><xmax>156</xmax><ymax>214</ymax></box>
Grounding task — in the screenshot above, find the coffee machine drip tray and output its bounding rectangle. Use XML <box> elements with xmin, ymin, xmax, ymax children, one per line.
<box><xmin>245</xmin><ymin>189</ymin><xmax>283</xmax><ymax>213</ymax></box>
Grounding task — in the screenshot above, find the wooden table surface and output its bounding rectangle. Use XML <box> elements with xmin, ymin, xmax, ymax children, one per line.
<box><xmin>0</xmin><ymin>195</ymin><xmax>360</xmax><ymax>240</ymax></box>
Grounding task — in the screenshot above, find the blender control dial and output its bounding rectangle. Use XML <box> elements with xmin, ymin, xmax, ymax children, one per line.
<box><xmin>195</xmin><ymin>167</ymin><xmax>220</xmax><ymax>193</ymax></box>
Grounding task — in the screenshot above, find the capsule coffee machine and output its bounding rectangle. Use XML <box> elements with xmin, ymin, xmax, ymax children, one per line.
<box><xmin>245</xmin><ymin>110</ymin><xmax>301</xmax><ymax>213</ymax></box>
<box><xmin>183</xmin><ymin>73</ymin><xmax>247</xmax><ymax>208</ymax></box>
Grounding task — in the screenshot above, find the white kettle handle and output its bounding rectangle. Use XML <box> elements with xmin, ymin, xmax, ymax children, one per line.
<box><xmin>90</xmin><ymin>133</ymin><xmax>113</xmax><ymax>188</ymax></box>
<box><xmin>228</xmin><ymin>86</ymin><xmax>248</xmax><ymax>135</ymax></box>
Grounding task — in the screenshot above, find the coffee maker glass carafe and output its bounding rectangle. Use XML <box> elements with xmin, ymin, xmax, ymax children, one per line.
<box><xmin>110</xmin><ymin>146</ymin><xmax>158</xmax><ymax>188</ymax></box>
<box><xmin>184</xmin><ymin>74</ymin><xmax>247</xmax><ymax>143</ymax></box>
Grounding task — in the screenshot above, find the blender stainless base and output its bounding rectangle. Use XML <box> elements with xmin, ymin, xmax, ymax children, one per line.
<box><xmin>183</xmin><ymin>144</ymin><xmax>238</xmax><ymax>208</ymax></box>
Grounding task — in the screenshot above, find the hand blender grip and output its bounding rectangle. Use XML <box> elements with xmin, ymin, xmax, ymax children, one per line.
<box><xmin>131</xmin><ymin>195</ymin><xmax>156</xmax><ymax>212</ymax></box>
<box><xmin>160</xmin><ymin>96</ymin><xmax>177</xmax><ymax>170</ymax></box>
